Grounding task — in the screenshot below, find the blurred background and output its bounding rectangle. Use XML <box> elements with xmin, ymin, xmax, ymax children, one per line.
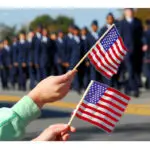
<box><xmin>1</xmin><ymin>8</ymin><xmax>150</xmax><ymax>140</ymax></box>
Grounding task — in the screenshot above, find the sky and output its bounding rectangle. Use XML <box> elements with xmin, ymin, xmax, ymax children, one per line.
<box><xmin>0</xmin><ymin>8</ymin><xmax>122</xmax><ymax>29</ymax></box>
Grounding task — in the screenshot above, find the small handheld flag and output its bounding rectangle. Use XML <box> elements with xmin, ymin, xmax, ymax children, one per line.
<box><xmin>68</xmin><ymin>80</ymin><xmax>130</xmax><ymax>133</ymax></box>
<box><xmin>73</xmin><ymin>24</ymin><xmax>127</xmax><ymax>79</ymax></box>
<box><xmin>88</xmin><ymin>25</ymin><xmax>127</xmax><ymax>78</ymax></box>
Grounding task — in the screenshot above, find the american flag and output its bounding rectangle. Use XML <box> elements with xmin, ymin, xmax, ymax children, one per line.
<box><xmin>74</xmin><ymin>80</ymin><xmax>130</xmax><ymax>133</ymax></box>
<box><xmin>88</xmin><ymin>25</ymin><xmax>127</xmax><ymax>78</ymax></box>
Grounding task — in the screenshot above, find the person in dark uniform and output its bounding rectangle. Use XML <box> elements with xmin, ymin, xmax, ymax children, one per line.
<box><xmin>0</xmin><ymin>41</ymin><xmax>3</xmax><ymax>87</ymax></box>
<box><xmin>80</xmin><ymin>27</ymin><xmax>90</xmax><ymax>89</ymax></box>
<box><xmin>119</xmin><ymin>8</ymin><xmax>143</xmax><ymax>97</ymax></box>
<box><xmin>87</xmin><ymin>20</ymin><xmax>100</xmax><ymax>81</ymax></box>
<box><xmin>0</xmin><ymin>40</ymin><xmax>8</xmax><ymax>89</ymax></box>
<box><xmin>99</xmin><ymin>13</ymin><xmax>114</xmax><ymax>36</ymax></box>
<box><xmin>99</xmin><ymin>13</ymin><xmax>120</xmax><ymax>36</ymax></box>
<box><xmin>40</xmin><ymin>28</ymin><xmax>51</xmax><ymax>80</ymax></box>
<box><xmin>55</xmin><ymin>30</ymin><xmax>66</xmax><ymax>75</ymax></box>
<box><xmin>64</xmin><ymin>25</ymin><xmax>74</xmax><ymax>72</ymax></box>
<box><xmin>18</xmin><ymin>31</ymin><xmax>28</xmax><ymax>91</ymax></box>
<box><xmin>99</xmin><ymin>13</ymin><xmax>115</xmax><ymax>86</ymax></box>
<box><xmin>142</xmin><ymin>19</ymin><xmax>150</xmax><ymax>89</ymax></box>
<box><xmin>11</xmin><ymin>36</ymin><xmax>19</xmax><ymax>89</ymax></box>
<box><xmin>70</xmin><ymin>25</ymin><xmax>82</xmax><ymax>93</ymax></box>
<box><xmin>33</xmin><ymin>25</ymin><xmax>42</xmax><ymax>83</ymax></box>
<box><xmin>99</xmin><ymin>12</ymin><xmax>122</xmax><ymax>88</ymax></box>
<box><xmin>49</xmin><ymin>32</ymin><xmax>58</xmax><ymax>75</ymax></box>
<box><xmin>3</xmin><ymin>38</ymin><xmax>11</xmax><ymax>89</ymax></box>
<box><xmin>27</xmin><ymin>30</ymin><xmax>35</xmax><ymax>89</ymax></box>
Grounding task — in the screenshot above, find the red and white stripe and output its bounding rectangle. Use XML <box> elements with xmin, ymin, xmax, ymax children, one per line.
<box><xmin>88</xmin><ymin>37</ymin><xmax>127</xmax><ymax>78</ymax></box>
<box><xmin>75</xmin><ymin>87</ymin><xmax>130</xmax><ymax>133</ymax></box>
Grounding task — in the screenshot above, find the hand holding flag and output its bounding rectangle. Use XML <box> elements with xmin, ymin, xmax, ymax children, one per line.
<box><xmin>68</xmin><ymin>80</ymin><xmax>130</xmax><ymax>133</ymax></box>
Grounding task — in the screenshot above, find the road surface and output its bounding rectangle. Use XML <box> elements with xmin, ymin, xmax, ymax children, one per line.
<box><xmin>1</xmin><ymin>88</ymin><xmax>150</xmax><ymax>141</ymax></box>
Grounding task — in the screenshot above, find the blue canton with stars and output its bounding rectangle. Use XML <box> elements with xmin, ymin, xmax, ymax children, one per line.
<box><xmin>84</xmin><ymin>81</ymin><xmax>108</xmax><ymax>104</ymax></box>
<box><xmin>100</xmin><ymin>26</ymin><xmax>119</xmax><ymax>52</ymax></box>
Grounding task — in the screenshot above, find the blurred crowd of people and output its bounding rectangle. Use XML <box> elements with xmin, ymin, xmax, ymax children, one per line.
<box><xmin>0</xmin><ymin>8</ymin><xmax>150</xmax><ymax>97</ymax></box>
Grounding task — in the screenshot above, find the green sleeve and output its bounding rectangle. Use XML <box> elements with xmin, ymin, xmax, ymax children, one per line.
<box><xmin>0</xmin><ymin>96</ymin><xmax>41</xmax><ymax>141</ymax></box>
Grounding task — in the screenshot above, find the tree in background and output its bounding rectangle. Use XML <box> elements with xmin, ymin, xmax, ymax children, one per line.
<box><xmin>54</xmin><ymin>15</ymin><xmax>74</xmax><ymax>33</ymax></box>
<box><xmin>0</xmin><ymin>23</ymin><xmax>16</xmax><ymax>42</ymax></box>
<box><xmin>29</xmin><ymin>14</ymin><xmax>74</xmax><ymax>33</ymax></box>
<box><xmin>30</xmin><ymin>14</ymin><xmax>54</xmax><ymax>30</ymax></box>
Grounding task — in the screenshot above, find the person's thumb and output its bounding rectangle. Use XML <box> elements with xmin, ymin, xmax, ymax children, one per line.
<box><xmin>55</xmin><ymin>70</ymin><xmax>77</xmax><ymax>84</ymax></box>
<box><xmin>53</xmin><ymin>125</ymin><xmax>69</xmax><ymax>135</ymax></box>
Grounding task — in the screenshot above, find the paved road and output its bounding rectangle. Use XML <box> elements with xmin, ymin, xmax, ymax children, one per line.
<box><xmin>1</xmin><ymin>88</ymin><xmax>150</xmax><ymax>141</ymax></box>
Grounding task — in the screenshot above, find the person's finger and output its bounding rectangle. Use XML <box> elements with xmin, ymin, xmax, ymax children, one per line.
<box><xmin>69</xmin><ymin>126</ymin><xmax>76</xmax><ymax>132</ymax></box>
<box><xmin>67</xmin><ymin>69</ymin><xmax>78</xmax><ymax>82</ymax></box>
<box><xmin>59</xmin><ymin>71</ymin><xmax>78</xmax><ymax>88</ymax></box>
<box><xmin>63</xmin><ymin>70</ymin><xmax>77</xmax><ymax>82</ymax></box>
<box><xmin>55</xmin><ymin>134</ymin><xmax>63</xmax><ymax>141</ymax></box>
<box><xmin>62</xmin><ymin>133</ymin><xmax>70</xmax><ymax>141</ymax></box>
<box><xmin>55</xmin><ymin>70</ymin><xmax>77</xmax><ymax>84</ymax></box>
<box><xmin>59</xmin><ymin>79</ymin><xmax>72</xmax><ymax>91</ymax></box>
<box><xmin>52</xmin><ymin>124</ymin><xmax>69</xmax><ymax>135</ymax></box>
<box><xmin>61</xmin><ymin>126</ymin><xmax>76</xmax><ymax>137</ymax></box>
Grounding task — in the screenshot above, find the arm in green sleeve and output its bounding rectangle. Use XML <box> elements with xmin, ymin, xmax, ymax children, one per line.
<box><xmin>0</xmin><ymin>96</ymin><xmax>41</xmax><ymax>141</ymax></box>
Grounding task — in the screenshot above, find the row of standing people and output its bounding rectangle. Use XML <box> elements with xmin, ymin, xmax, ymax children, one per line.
<box><xmin>0</xmin><ymin>9</ymin><xmax>148</xmax><ymax>97</ymax></box>
<box><xmin>0</xmin><ymin>23</ymin><xmax>102</xmax><ymax>93</ymax></box>
<box><xmin>0</xmin><ymin>12</ymin><xmax>117</xmax><ymax>93</ymax></box>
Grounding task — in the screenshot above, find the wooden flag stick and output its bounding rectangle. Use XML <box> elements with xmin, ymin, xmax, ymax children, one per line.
<box><xmin>73</xmin><ymin>24</ymin><xmax>115</xmax><ymax>70</ymax></box>
<box><xmin>68</xmin><ymin>80</ymin><xmax>94</xmax><ymax>126</ymax></box>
